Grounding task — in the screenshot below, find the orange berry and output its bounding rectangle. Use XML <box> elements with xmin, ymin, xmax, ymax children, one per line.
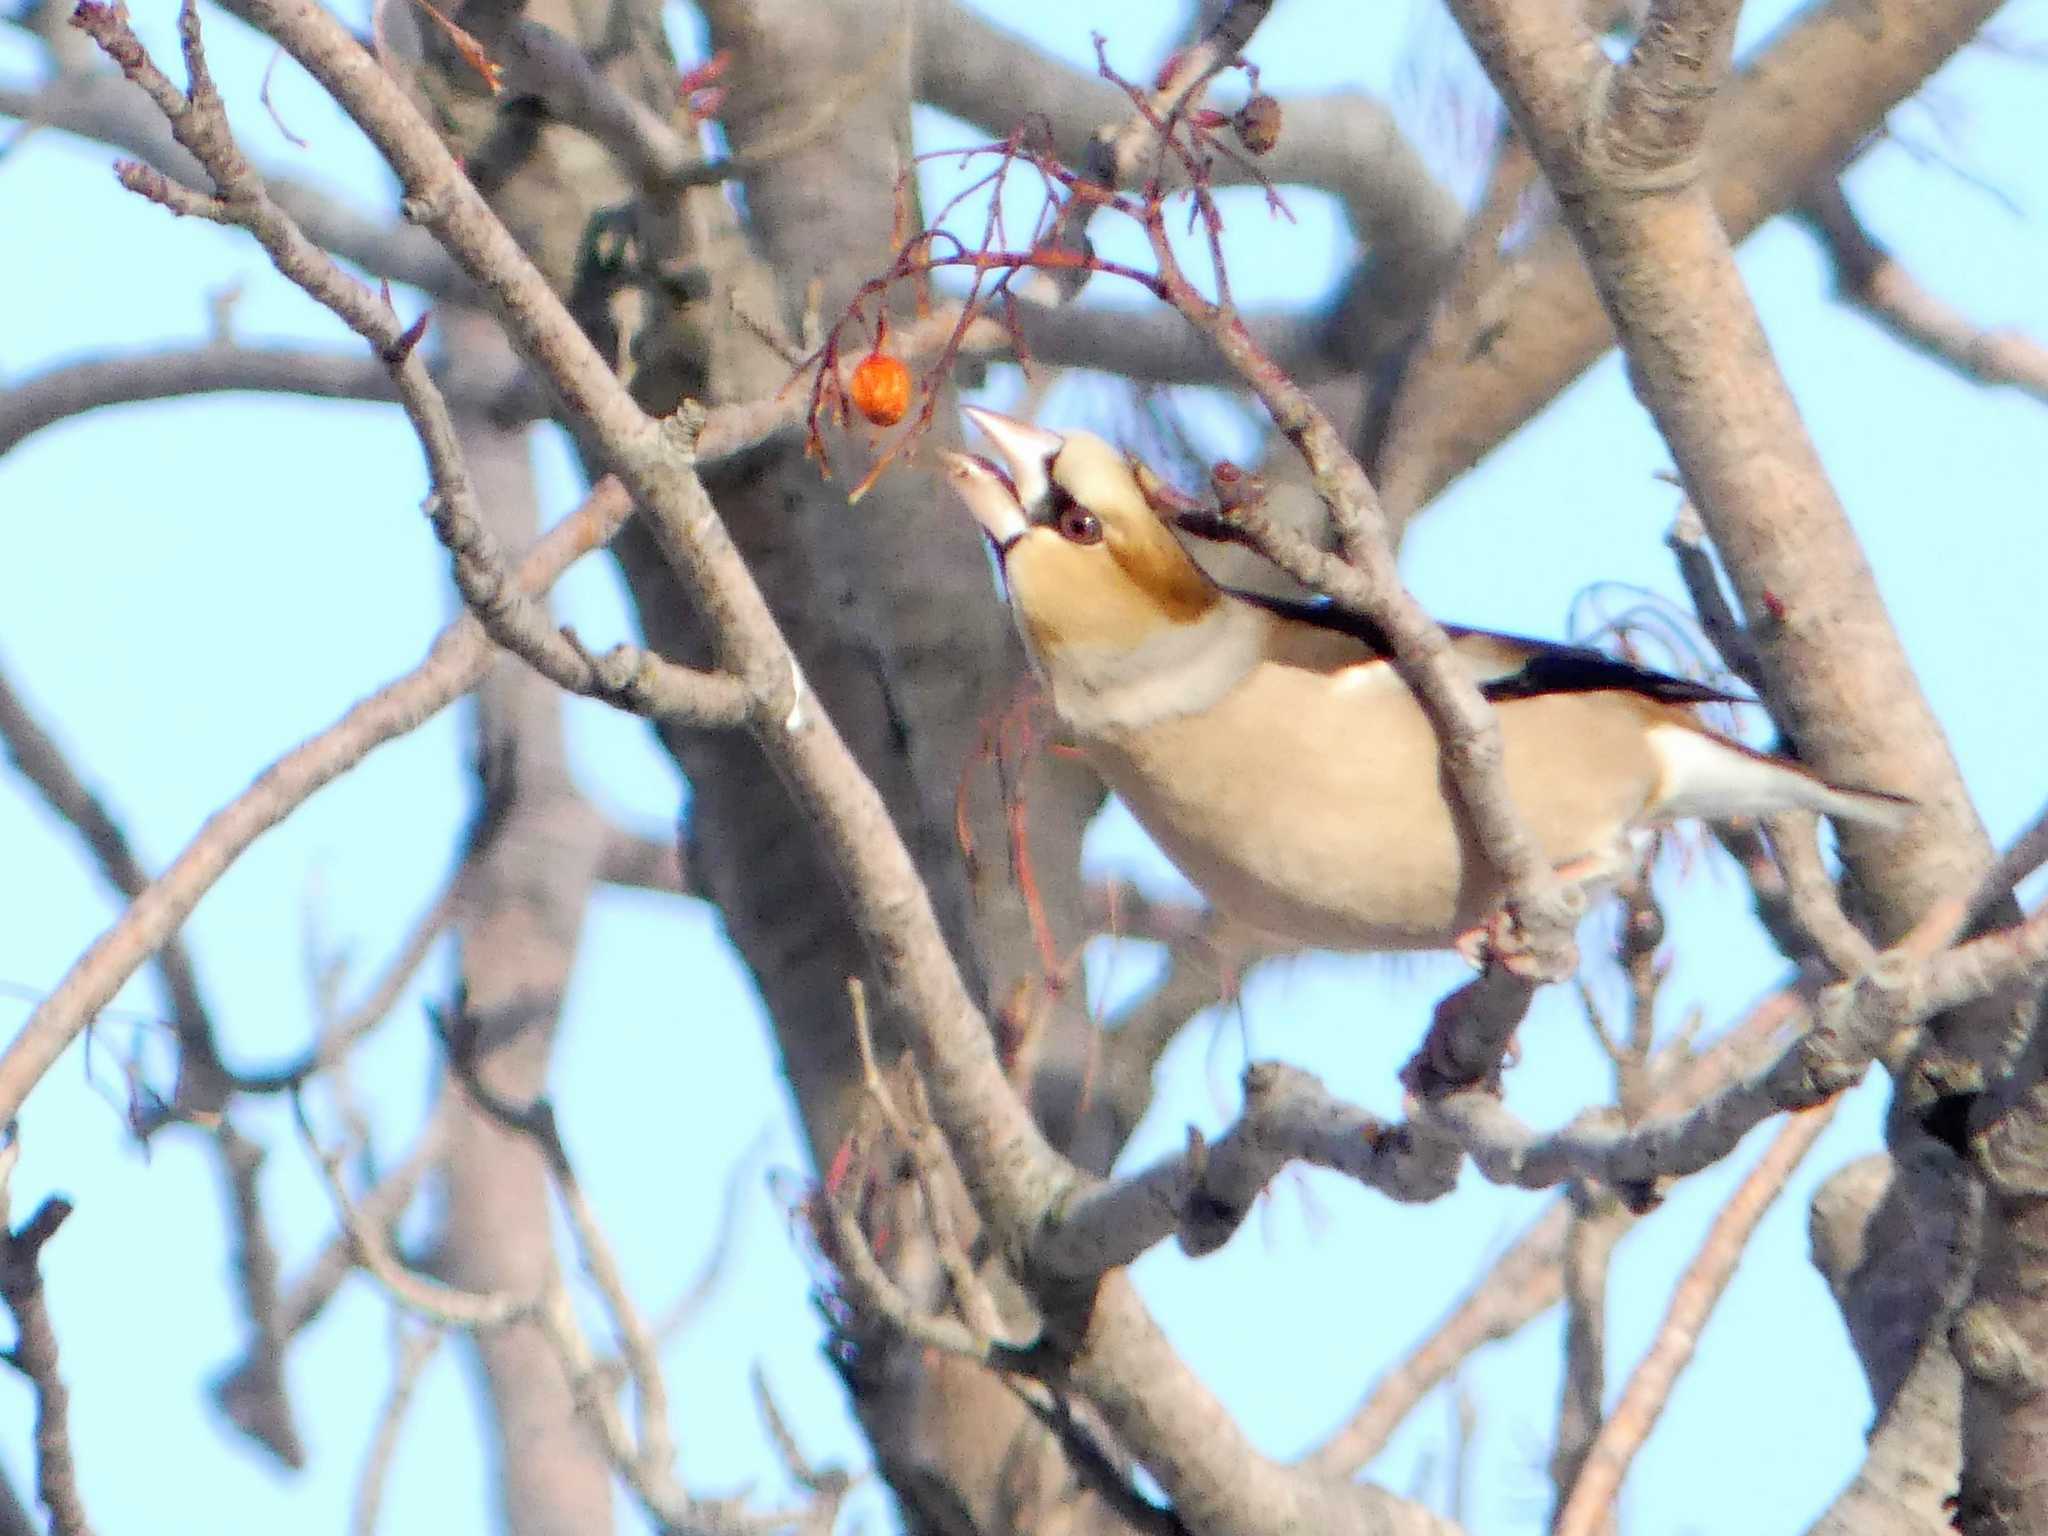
<box><xmin>850</xmin><ymin>351</ymin><xmax>912</xmax><ymax>426</ymax></box>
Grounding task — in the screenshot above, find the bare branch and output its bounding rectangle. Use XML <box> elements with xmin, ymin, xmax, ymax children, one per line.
<box><xmin>1369</xmin><ymin>134</ymin><xmax>1540</xmax><ymax>525</ymax></box>
<box><xmin>0</xmin><ymin>343</ymin><xmax>533</xmax><ymax>459</ymax></box>
<box><xmin>1412</xmin><ymin>876</ymin><xmax>2048</xmax><ymax>1199</ymax></box>
<box><xmin>1551</xmin><ymin>1191</ymin><xmax>1626</xmax><ymax>1534</ymax></box>
<box><xmin>1553</xmin><ymin>1103</ymin><xmax>1838</xmax><ymax>1534</ymax></box>
<box><xmin>1085</xmin><ymin>0</ymin><xmax>1276</xmax><ymax>194</ymax></box>
<box><xmin>0</xmin><ymin>74</ymin><xmax>462</xmax><ymax>297</ymax></box>
<box><xmin>1664</xmin><ymin>502</ymin><xmax>1765</xmax><ymax>692</ymax></box>
<box><xmin>213</xmin><ymin>1107</ymin><xmax>449</xmax><ymax>1446</ymax></box>
<box><xmin>351</xmin><ymin>1322</ymin><xmax>442</xmax><ymax>1536</ymax></box>
<box><xmin>1036</xmin><ymin>1060</ymin><xmax>1461</xmax><ymax>1279</ymax></box>
<box><xmin>1399</xmin><ymin>0</ymin><xmax>2012</xmax><ymax>506</ymax></box>
<box><xmin>595</xmin><ymin>827</ymin><xmax>691</xmax><ymax>897</ymax></box>
<box><xmin>432</xmin><ymin>1013</ymin><xmax>679</xmax><ymax>1484</ymax></box>
<box><xmin>1761</xmin><ymin>812</ymin><xmax>1880</xmax><ymax>977</ymax></box>
<box><xmin>1604</xmin><ymin>0</ymin><xmax>1746</xmax><ymax>178</ymax></box>
<box><xmin>1799</xmin><ymin>181</ymin><xmax>2048</xmax><ymax>406</ymax></box>
<box><xmin>0</xmin><ymin>659</ymin><xmax>229</xmax><ymax>1113</ymax></box>
<box><xmin>101</xmin><ymin>5</ymin><xmax>1576</xmax><ymax>1528</ymax></box>
<box><xmin>1304</xmin><ymin>981</ymin><xmax>1808</xmax><ymax>1478</ymax></box>
<box><xmin>1305</xmin><ymin>1202</ymin><xmax>1568</xmax><ymax>1478</ymax></box>
<box><xmin>912</xmin><ymin>0</ymin><xmax>1461</xmax><ymax>276</ymax></box>
<box><xmin>294</xmin><ymin>1096</ymin><xmax>529</xmax><ymax>1330</ymax></box>
<box><xmin>68</xmin><ymin>0</ymin><xmax>755</xmax><ymax>737</ymax></box>
<box><xmin>209</xmin><ymin>1127</ymin><xmax>301</xmax><ymax>1467</ymax></box>
<box><xmin>0</xmin><ymin>476</ymin><xmax>634</xmax><ymax>1123</ymax></box>
<box><xmin>0</xmin><ymin>1161</ymin><xmax>92</xmax><ymax>1536</ymax></box>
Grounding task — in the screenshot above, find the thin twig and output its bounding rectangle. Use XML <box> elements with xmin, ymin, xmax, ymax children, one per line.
<box><xmin>1800</xmin><ymin>181</ymin><xmax>2048</xmax><ymax>406</ymax></box>
<box><xmin>1552</xmin><ymin>1103</ymin><xmax>1838</xmax><ymax>1535</ymax></box>
<box><xmin>351</xmin><ymin>1322</ymin><xmax>442</xmax><ymax>1536</ymax></box>
<box><xmin>0</xmin><ymin>476</ymin><xmax>631</xmax><ymax>1123</ymax></box>
<box><xmin>0</xmin><ymin>664</ymin><xmax>229</xmax><ymax>1114</ymax></box>
<box><xmin>0</xmin><ymin>1149</ymin><xmax>93</xmax><ymax>1536</ymax></box>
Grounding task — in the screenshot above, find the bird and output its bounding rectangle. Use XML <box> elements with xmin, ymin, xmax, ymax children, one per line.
<box><xmin>941</xmin><ymin>406</ymin><xmax>1910</xmax><ymax>958</ymax></box>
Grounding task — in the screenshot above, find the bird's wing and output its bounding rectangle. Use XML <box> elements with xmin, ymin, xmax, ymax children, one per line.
<box><xmin>1233</xmin><ymin>588</ymin><xmax>1744</xmax><ymax>709</ymax></box>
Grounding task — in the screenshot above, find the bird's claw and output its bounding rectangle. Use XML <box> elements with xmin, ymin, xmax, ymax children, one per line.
<box><xmin>1451</xmin><ymin>909</ymin><xmax>1549</xmax><ymax>980</ymax></box>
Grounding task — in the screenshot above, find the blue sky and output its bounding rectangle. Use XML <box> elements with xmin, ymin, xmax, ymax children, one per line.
<box><xmin>2</xmin><ymin>1</ymin><xmax>2045</xmax><ymax>1532</ymax></box>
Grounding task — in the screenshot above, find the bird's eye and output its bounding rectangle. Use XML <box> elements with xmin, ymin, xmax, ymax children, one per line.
<box><xmin>1055</xmin><ymin>501</ymin><xmax>1103</xmax><ymax>545</ymax></box>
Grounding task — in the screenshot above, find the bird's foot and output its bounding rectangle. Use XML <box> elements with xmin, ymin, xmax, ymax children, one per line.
<box><xmin>1451</xmin><ymin>908</ymin><xmax>1551</xmax><ymax>980</ymax></box>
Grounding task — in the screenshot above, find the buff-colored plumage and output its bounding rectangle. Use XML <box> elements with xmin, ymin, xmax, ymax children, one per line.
<box><xmin>943</xmin><ymin>408</ymin><xmax>1910</xmax><ymax>954</ymax></box>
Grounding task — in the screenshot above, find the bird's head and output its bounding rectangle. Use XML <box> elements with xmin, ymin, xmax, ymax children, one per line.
<box><xmin>942</xmin><ymin>407</ymin><xmax>1220</xmax><ymax>667</ymax></box>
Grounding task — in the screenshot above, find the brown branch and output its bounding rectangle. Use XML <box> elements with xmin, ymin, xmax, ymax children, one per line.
<box><xmin>1398</xmin><ymin>0</ymin><xmax>2012</xmax><ymax>507</ymax></box>
<box><xmin>432</xmin><ymin>1012</ymin><xmax>679</xmax><ymax>1486</ymax></box>
<box><xmin>1761</xmin><ymin>812</ymin><xmax>1880</xmax><ymax>977</ymax></box>
<box><xmin>459</xmin><ymin>12</ymin><xmax>878</xmax><ymax>198</ymax></box>
<box><xmin>0</xmin><ymin>74</ymin><xmax>463</xmax><ymax>297</ymax></box>
<box><xmin>203</xmin><ymin>0</ymin><xmax>1079</xmax><ymax>1271</ymax></box>
<box><xmin>0</xmin><ymin>659</ymin><xmax>229</xmax><ymax>1114</ymax></box>
<box><xmin>1302</xmin><ymin>967</ymin><xmax>1810</xmax><ymax>1480</ymax></box>
<box><xmin>211</xmin><ymin>853</ymin><xmax>463</xmax><ymax>1101</ymax></box>
<box><xmin>1553</xmin><ymin>1103</ymin><xmax>1838</xmax><ymax>1534</ymax></box>
<box><xmin>1087</xmin><ymin>0</ymin><xmax>1275</xmax><ymax>193</ymax></box>
<box><xmin>1304</xmin><ymin>1200</ymin><xmax>1569</xmax><ymax>1479</ymax></box>
<box><xmin>70</xmin><ymin>1</ymin><xmax>754</xmax><ymax>738</ymax></box>
<box><xmin>1013</xmin><ymin>299</ymin><xmax>1335</xmax><ymax>389</ymax></box>
<box><xmin>1417</xmin><ymin>866</ymin><xmax>2048</xmax><ymax>1200</ymax></box>
<box><xmin>595</xmin><ymin>826</ymin><xmax>691</xmax><ymax>897</ymax></box>
<box><xmin>0</xmin><ymin>475</ymin><xmax>633</xmax><ymax>1124</ymax></box>
<box><xmin>294</xmin><ymin>1097</ymin><xmax>529</xmax><ymax>1330</ymax></box>
<box><xmin>1604</xmin><ymin>0</ymin><xmax>1746</xmax><ymax>179</ymax></box>
<box><xmin>1369</xmin><ymin>133</ymin><xmax>1540</xmax><ymax>525</ymax></box>
<box><xmin>351</xmin><ymin>1322</ymin><xmax>442</xmax><ymax>1536</ymax></box>
<box><xmin>1036</xmin><ymin>1060</ymin><xmax>1462</xmax><ymax>1279</ymax></box>
<box><xmin>912</xmin><ymin>0</ymin><xmax>1461</xmax><ymax>290</ymax></box>
<box><xmin>0</xmin><ymin>343</ymin><xmax>545</xmax><ymax>458</ymax></box>
<box><xmin>161</xmin><ymin>6</ymin><xmax>1460</xmax><ymax>1528</ymax></box>
<box><xmin>208</xmin><ymin>1126</ymin><xmax>301</xmax><ymax>1467</ymax></box>
<box><xmin>1436</xmin><ymin>11</ymin><xmax>2034</xmax><ymax>1513</ymax></box>
<box><xmin>1550</xmin><ymin>1189</ymin><xmax>1625</xmax><ymax>1536</ymax></box>
<box><xmin>1039</xmin><ymin>884</ymin><xmax>1825</xmax><ymax>1279</ymax></box>
<box><xmin>1664</xmin><ymin>502</ymin><xmax>1765</xmax><ymax>693</ymax></box>
<box><xmin>1800</xmin><ymin>181</ymin><xmax>2048</xmax><ymax>406</ymax></box>
<box><xmin>213</xmin><ymin>1106</ymin><xmax>448</xmax><ymax>1447</ymax></box>
<box><xmin>0</xmin><ymin>1173</ymin><xmax>92</xmax><ymax>1536</ymax></box>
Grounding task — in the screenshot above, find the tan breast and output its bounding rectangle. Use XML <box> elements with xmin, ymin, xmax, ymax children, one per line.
<box><xmin>1083</xmin><ymin>661</ymin><xmax>1667</xmax><ymax>952</ymax></box>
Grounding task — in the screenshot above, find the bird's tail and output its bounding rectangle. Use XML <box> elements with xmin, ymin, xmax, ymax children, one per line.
<box><xmin>1648</xmin><ymin>723</ymin><xmax>1913</xmax><ymax>832</ymax></box>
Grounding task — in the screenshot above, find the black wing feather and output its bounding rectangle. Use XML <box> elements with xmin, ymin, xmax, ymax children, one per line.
<box><xmin>1478</xmin><ymin>647</ymin><xmax>1744</xmax><ymax>707</ymax></box>
<box><xmin>1229</xmin><ymin>588</ymin><xmax>1744</xmax><ymax>708</ymax></box>
<box><xmin>1228</xmin><ymin>588</ymin><xmax>1396</xmax><ymax>656</ymax></box>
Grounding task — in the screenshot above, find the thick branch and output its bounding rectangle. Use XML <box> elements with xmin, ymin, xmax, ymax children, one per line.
<box><xmin>1035</xmin><ymin>1061</ymin><xmax>1460</xmax><ymax>1279</ymax></box>
<box><xmin>1399</xmin><ymin>0</ymin><xmax>2012</xmax><ymax>505</ymax></box>
<box><xmin>178</xmin><ymin>7</ymin><xmax>1466</xmax><ymax>1529</ymax></box>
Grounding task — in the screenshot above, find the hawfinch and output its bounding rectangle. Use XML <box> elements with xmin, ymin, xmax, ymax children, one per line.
<box><xmin>943</xmin><ymin>407</ymin><xmax>1909</xmax><ymax>955</ymax></box>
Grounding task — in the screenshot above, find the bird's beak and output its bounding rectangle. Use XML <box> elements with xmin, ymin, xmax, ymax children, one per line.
<box><xmin>962</xmin><ymin>407</ymin><xmax>1064</xmax><ymax>507</ymax></box>
<box><xmin>944</xmin><ymin>408</ymin><xmax>1066</xmax><ymax>556</ymax></box>
<box><xmin>940</xmin><ymin>451</ymin><xmax>1030</xmax><ymax>553</ymax></box>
